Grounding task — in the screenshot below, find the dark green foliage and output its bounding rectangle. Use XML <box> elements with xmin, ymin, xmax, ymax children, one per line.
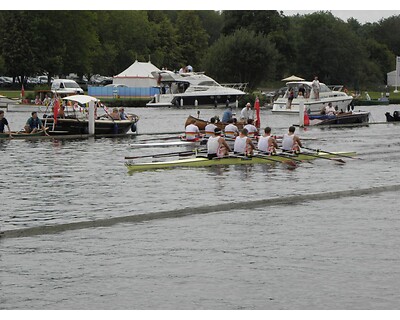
<box><xmin>0</xmin><ymin>10</ymin><xmax>399</xmax><ymax>91</ymax></box>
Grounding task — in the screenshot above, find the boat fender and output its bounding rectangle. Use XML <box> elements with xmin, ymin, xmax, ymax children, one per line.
<box><xmin>131</xmin><ymin>123</ymin><xmax>137</xmax><ymax>133</ymax></box>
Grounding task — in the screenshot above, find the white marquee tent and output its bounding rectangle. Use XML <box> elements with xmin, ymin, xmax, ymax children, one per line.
<box><xmin>113</xmin><ymin>60</ymin><xmax>160</xmax><ymax>87</ymax></box>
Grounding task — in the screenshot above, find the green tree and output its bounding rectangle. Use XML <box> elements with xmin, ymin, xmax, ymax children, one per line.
<box><xmin>0</xmin><ymin>11</ymin><xmax>39</xmax><ymax>84</ymax></box>
<box><xmin>372</xmin><ymin>15</ymin><xmax>400</xmax><ymax>55</ymax></box>
<box><xmin>203</xmin><ymin>28</ymin><xmax>279</xmax><ymax>88</ymax></box>
<box><xmin>175</xmin><ymin>11</ymin><xmax>209</xmax><ymax>69</ymax></box>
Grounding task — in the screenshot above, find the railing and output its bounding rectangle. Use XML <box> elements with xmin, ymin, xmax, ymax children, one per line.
<box><xmin>220</xmin><ymin>82</ymin><xmax>248</xmax><ymax>92</ymax></box>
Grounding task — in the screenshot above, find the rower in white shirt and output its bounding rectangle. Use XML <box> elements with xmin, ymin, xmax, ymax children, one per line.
<box><xmin>184</xmin><ymin>120</ymin><xmax>201</xmax><ymax>141</ymax></box>
<box><xmin>257</xmin><ymin>127</ymin><xmax>278</xmax><ymax>154</ymax></box>
<box><xmin>204</xmin><ymin>117</ymin><xmax>218</xmax><ymax>138</ymax></box>
<box><xmin>243</xmin><ymin>119</ymin><xmax>258</xmax><ymax>138</ymax></box>
<box><xmin>233</xmin><ymin>128</ymin><xmax>256</xmax><ymax>156</ymax></box>
<box><xmin>223</xmin><ymin>119</ymin><xmax>239</xmax><ymax>138</ymax></box>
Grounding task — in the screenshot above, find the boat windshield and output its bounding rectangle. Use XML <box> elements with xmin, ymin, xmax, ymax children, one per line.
<box><xmin>319</xmin><ymin>84</ymin><xmax>331</xmax><ymax>93</ymax></box>
<box><xmin>198</xmin><ymin>81</ymin><xmax>219</xmax><ymax>86</ymax></box>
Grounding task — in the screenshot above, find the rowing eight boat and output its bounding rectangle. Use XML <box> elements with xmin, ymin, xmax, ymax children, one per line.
<box><xmin>125</xmin><ymin>151</ymin><xmax>356</xmax><ymax>172</ymax></box>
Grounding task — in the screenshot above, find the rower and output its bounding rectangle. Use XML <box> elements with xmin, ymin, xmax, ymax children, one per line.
<box><xmin>243</xmin><ymin>119</ymin><xmax>259</xmax><ymax>138</ymax></box>
<box><xmin>204</xmin><ymin>117</ymin><xmax>218</xmax><ymax>138</ymax></box>
<box><xmin>281</xmin><ymin>126</ymin><xmax>302</xmax><ymax>153</ymax></box>
<box><xmin>257</xmin><ymin>127</ymin><xmax>278</xmax><ymax>155</ymax></box>
<box><xmin>184</xmin><ymin>119</ymin><xmax>201</xmax><ymax>141</ymax></box>
<box><xmin>223</xmin><ymin>118</ymin><xmax>239</xmax><ymax>138</ymax></box>
<box><xmin>0</xmin><ymin>110</ymin><xmax>12</xmax><ymax>137</ymax></box>
<box><xmin>207</xmin><ymin>128</ymin><xmax>231</xmax><ymax>159</ymax></box>
<box><xmin>233</xmin><ymin>128</ymin><xmax>255</xmax><ymax>156</ymax></box>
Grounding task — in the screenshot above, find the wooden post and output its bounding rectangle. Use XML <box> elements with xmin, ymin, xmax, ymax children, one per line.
<box><xmin>88</xmin><ymin>100</ymin><xmax>95</xmax><ymax>135</ymax></box>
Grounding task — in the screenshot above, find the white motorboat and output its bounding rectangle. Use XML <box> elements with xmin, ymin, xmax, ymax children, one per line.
<box><xmin>272</xmin><ymin>81</ymin><xmax>353</xmax><ymax>114</ymax></box>
<box><xmin>146</xmin><ymin>70</ymin><xmax>246</xmax><ymax>107</ymax></box>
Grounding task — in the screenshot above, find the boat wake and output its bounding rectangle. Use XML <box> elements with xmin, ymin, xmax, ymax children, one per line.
<box><xmin>2</xmin><ymin>184</ymin><xmax>400</xmax><ymax>239</ymax></box>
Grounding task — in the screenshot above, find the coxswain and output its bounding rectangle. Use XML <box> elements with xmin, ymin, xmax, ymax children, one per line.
<box><xmin>204</xmin><ymin>117</ymin><xmax>218</xmax><ymax>138</ymax></box>
<box><xmin>257</xmin><ymin>127</ymin><xmax>278</xmax><ymax>155</ymax></box>
<box><xmin>281</xmin><ymin>126</ymin><xmax>302</xmax><ymax>153</ymax></box>
<box><xmin>223</xmin><ymin>118</ymin><xmax>239</xmax><ymax>138</ymax></box>
<box><xmin>243</xmin><ymin>119</ymin><xmax>259</xmax><ymax>138</ymax></box>
<box><xmin>207</xmin><ymin>128</ymin><xmax>231</xmax><ymax>159</ymax></box>
<box><xmin>184</xmin><ymin>119</ymin><xmax>201</xmax><ymax>141</ymax></box>
<box><xmin>233</xmin><ymin>128</ymin><xmax>255</xmax><ymax>156</ymax></box>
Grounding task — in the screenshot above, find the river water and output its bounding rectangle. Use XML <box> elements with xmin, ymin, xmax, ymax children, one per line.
<box><xmin>1</xmin><ymin>104</ymin><xmax>400</xmax><ymax>310</ymax></box>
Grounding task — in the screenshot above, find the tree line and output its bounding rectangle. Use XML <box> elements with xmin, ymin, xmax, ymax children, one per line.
<box><xmin>0</xmin><ymin>10</ymin><xmax>399</xmax><ymax>90</ymax></box>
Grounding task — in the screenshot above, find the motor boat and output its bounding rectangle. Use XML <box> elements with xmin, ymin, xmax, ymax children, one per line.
<box><xmin>272</xmin><ymin>81</ymin><xmax>353</xmax><ymax>114</ymax></box>
<box><xmin>146</xmin><ymin>70</ymin><xmax>246</xmax><ymax>107</ymax></box>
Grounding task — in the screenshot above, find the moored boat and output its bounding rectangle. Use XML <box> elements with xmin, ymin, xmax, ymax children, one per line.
<box><xmin>272</xmin><ymin>81</ymin><xmax>353</xmax><ymax>114</ymax></box>
<box><xmin>125</xmin><ymin>151</ymin><xmax>356</xmax><ymax>172</ymax></box>
<box><xmin>41</xmin><ymin>95</ymin><xmax>139</xmax><ymax>135</ymax></box>
<box><xmin>146</xmin><ymin>70</ymin><xmax>247</xmax><ymax>107</ymax></box>
<box><xmin>308</xmin><ymin>111</ymin><xmax>370</xmax><ymax>126</ymax></box>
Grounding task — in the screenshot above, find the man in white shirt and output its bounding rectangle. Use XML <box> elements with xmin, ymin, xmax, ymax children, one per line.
<box><xmin>312</xmin><ymin>76</ymin><xmax>320</xmax><ymax>100</ymax></box>
<box><xmin>243</xmin><ymin>119</ymin><xmax>259</xmax><ymax>138</ymax></box>
<box><xmin>240</xmin><ymin>102</ymin><xmax>254</xmax><ymax>122</ymax></box>
<box><xmin>204</xmin><ymin>117</ymin><xmax>218</xmax><ymax>138</ymax></box>
<box><xmin>223</xmin><ymin>119</ymin><xmax>239</xmax><ymax>138</ymax></box>
<box><xmin>324</xmin><ymin>102</ymin><xmax>337</xmax><ymax>115</ymax></box>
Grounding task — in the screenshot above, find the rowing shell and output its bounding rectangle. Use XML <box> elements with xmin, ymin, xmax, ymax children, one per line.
<box><xmin>130</xmin><ymin>140</ymin><xmax>202</xmax><ymax>148</ymax></box>
<box><xmin>125</xmin><ymin>151</ymin><xmax>356</xmax><ymax>172</ymax></box>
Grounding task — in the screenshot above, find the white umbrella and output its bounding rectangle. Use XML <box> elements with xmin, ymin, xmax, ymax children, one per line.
<box><xmin>62</xmin><ymin>95</ymin><xmax>99</xmax><ymax>105</ymax></box>
<box><xmin>281</xmin><ymin>75</ymin><xmax>305</xmax><ymax>81</ymax></box>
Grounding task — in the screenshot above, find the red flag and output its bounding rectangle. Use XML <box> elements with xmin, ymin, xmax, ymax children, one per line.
<box><xmin>53</xmin><ymin>98</ymin><xmax>60</xmax><ymax>124</ymax></box>
<box><xmin>254</xmin><ymin>97</ymin><xmax>261</xmax><ymax>128</ymax></box>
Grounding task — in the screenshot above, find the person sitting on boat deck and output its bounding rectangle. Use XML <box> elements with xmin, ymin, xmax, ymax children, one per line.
<box><xmin>257</xmin><ymin>127</ymin><xmax>278</xmax><ymax>155</ymax></box>
<box><xmin>223</xmin><ymin>118</ymin><xmax>239</xmax><ymax>138</ymax></box>
<box><xmin>233</xmin><ymin>128</ymin><xmax>256</xmax><ymax>156</ymax></box>
<box><xmin>184</xmin><ymin>119</ymin><xmax>201</xmax><ymax>141</ymax></box>
<box><xmin>119</xmin><ymin>107</ymin><xmax>128</xmax><ymax>120</ymax></box>
<box><xmin>0</xmin><ymin>110</ymin><xmax>12</xmax><ymax>137</ymax></box>
<box><xmin>204</xmin><ymin>117</ymin><xmax>218</xmax><ymax>138</ymax></box>
<box><xmin>324</xmin><ymin>102</ymin><xmax>337</xmax><ymax>115</ymax></box>
<box><xmin>240</xmin><ymin>102</ymin><xmax>254</xmax><ymax>122</ymax></box>
<box><xmin>34</xmin><ymin>95</ymin><xmax>42</xmax><ymax>105</ymax></box>
<box><xmin>222</xmin><ymin>106</ymin><xmax>233</xmax><ymax>123</ymax></box>
<box><xmin>281</xmin><ymin>126</ymin><xmax>302</xmax><ymax>153</ymax></box>
<box><xmin>207</xmin><ymin>128</ymin><xmax>231</xmax><ymax>159</ymax></box>
<box><xmin>24</xmin><ymin>111</ymin><xmax>49</xmax><ymax>135</ymax></box>
<box><xmin>298</xmin><ymin>84</ymin><xmax>306</xmax><ymax>97</ymax></box>
<box><xmin>243</xmin><ymin>119</ymin><xmax>259</xmax><ymax>138</ymax></box>
<box><xmin>109</xmin><ymin>107</ymin><xmax>121</xmax><ymax>120</ymax></box>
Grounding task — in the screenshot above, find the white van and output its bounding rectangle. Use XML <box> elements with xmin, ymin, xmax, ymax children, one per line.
<box><xmin>51</xmin><ymin>79</ymin><xmax>84</xmax><ymax>94</ymax></box>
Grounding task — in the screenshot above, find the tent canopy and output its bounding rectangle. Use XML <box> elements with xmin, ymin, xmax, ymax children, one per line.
<box><xmin>282</xmin><ymin>75</ymin><xmax>305</xmax><ymax>81</ymax></box>
<box><xmin>113</xmin><ymin>60</ymin><xmax>161</xmax><ymax>88</ymax></box>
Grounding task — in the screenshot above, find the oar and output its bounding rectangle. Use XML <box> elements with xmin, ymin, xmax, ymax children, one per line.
<box><xmin>302</xmin><ymin>146</ymin><xmax>361</xmax><ymax>160</ymax></box>
<box><xmin>254</xmin><ymin>153</ymin><xmax>297</xmax><ymax>167</ymax></box>
<box><xmin>124</xmin><ymin>149</ymin><xmax>206</xmax><ymax>160</ymax></box>
<box><xmin>300</xmin><ymin>151</ymin><xmax>346</xmax><ymax>163</ymax></box>
<box><xmin>137</xmin><ymin>135</ymin><xmax>182</xmax><ymax>143</ymax></box>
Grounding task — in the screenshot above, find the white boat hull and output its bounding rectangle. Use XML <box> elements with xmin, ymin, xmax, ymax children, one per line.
<box><xmin>272</xmin><ymin>96</ymin><xmax>353</xmax><ymax>114</ymax></box>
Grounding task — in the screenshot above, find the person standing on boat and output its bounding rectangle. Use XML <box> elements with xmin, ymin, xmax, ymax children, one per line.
<box><xmin>240</xmin><ymin>102</ymin><xmax>254</xmax><ymax>122</ymax></box>
<box><xmin>257</xmin><ymin>127</ymin><xmax>278</xmax><ymax>155</ymax></box>
<box><xmin>312</xmin><ymin>76</ymin><xmax>320</xmax><ymax>100</ymax></box>
<box><xmin>281</xmin><ymin>126</ymin><xmax>302</xmax><ymax>153</ymax></box>
<box><xmin>204</xmin><ymin>117</ymin><xmax>218</xmax><ymax>138</ymax></box>
<box><xmin>243</xmin><ymin>119</ymin><xmax>259</xmax><ymax>138</ymax></box>
<box><xmin>24</xmin><ymin>111</ymin><xmax>49</xmax><ymax>135</ymax></box>
<box><xmin>207</xmin><ymin>128</ymin><xmax>231</xmax><ymax>159</ymax></box>
<box><xmin>234</xmin><ymin>128</ymin><xmax>255</xmax><ymax>156</ymax></box>
<box><xmin>224</xmin><ymin>118</ymin><xmax>239</xmax><ymax>138</ymax></box>
<box><xmin>185</xmin><ymin>119</ymin><xmax>201</xmax><ymax>141</ymax></box>
<box><xmin>0</xmin><ymin>110</ymin><xmax>12</xmax><ymax>137</ymax></box>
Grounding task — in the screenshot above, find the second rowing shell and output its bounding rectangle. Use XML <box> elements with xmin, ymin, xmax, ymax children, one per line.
<box><xmin>130</xmin><ymin>140</ymin><xmax>203</xmax><ymax>148</ymax></box>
